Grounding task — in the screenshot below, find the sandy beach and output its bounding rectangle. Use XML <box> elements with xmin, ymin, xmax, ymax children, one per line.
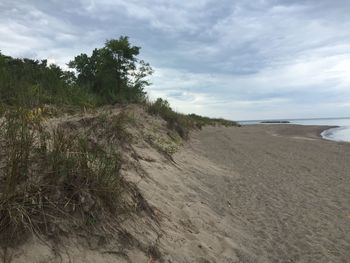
<box><xmin>8</xmin><ymin>122</ymin><xmax>350</xmax><ymax>262</ymax></box>
<box><xmin>3</xmin><ymin>2</ymin><xmax>350</xmax><ymax>262</ymax></box>
<box><xmin>135</xmin><ymin>124</ymin><xmax>350</xmax><ymax>262</ymax></box>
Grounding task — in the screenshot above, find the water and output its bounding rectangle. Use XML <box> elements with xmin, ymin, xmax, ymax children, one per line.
<box><xmin>238</xmin><ymin>118</ymin><xmax>350</xmax><ymax>142</ymax></box>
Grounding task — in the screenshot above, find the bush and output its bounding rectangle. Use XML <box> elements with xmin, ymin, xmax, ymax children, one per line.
<box><xmin>187</xmin><ymin>113</ymin><xmax>240</xmax><ymax>127</ymax></box>
<box><xmin>147</xmin><ymin>98</ymin><xmax>193</xmax><ymax>139</ymax></box>
<box><xmin>0</xmin><ymin>54</ymin><xmax>98</xmax><ymax>109</ymax></box>
<box><xmin>147</xmin><ymin>98</ymin><xmax>240</xmax><ymax>139</ymax></box>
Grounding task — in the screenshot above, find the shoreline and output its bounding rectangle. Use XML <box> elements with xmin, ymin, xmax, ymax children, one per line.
<box><xmin>320</xmin><ymin>125</ymin><xmax>350</xmax><ymax>143</ymax></box>
<box><xmin>246</xmin><ymin>123</ymin><xmax>349</xmax><ymax>142</ymax></box>
<box><xmin>240</xmin><ymin>119</ymin><xmax>350</xmax><ymax>143</ymax></box>
<box><xmin>320</xmin><ymin>125</ymin><xmax>340</xmax><ymax>139</ymax></box>
<box><xmin>247</xmin><ymin>123</ymin><xmax>338</xmax><ymax>140</ymax></box>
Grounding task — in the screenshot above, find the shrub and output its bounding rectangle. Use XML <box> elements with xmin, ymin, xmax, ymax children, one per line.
<box><xmin>187</xmin><ymin>113</ymin><xmax>240</xmax><ymax>127</ymax></box>
<box><xmin>0</xmin><ymin>53</ymin><xmax>98</xmax><ymax>110</ymax></box>
<box><xmin>147</xmin><ymin>98</ymin><xmax>240</xmax><ymax>139</ymax></box>
<box><xmin>147</xmin><ymin>98</ymin><xmax>192</xmax><ymax>139</ymax></box>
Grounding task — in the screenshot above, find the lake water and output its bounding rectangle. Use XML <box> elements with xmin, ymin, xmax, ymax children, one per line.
<box><xmin>238</xmin><ymin>118</ymin><xmax>350</xmax><ymax>142</ymax></box>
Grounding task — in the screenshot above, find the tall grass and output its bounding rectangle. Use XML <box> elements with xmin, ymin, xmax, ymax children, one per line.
<box><xmin>0</xmin><ymin>109</ymin><xmax>128</xmax><ymax>246</ymax></box>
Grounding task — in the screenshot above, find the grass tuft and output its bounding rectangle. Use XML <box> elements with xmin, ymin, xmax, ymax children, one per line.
<box><xmin>0</xmin><ymin>109</ymin><xmax>129</xmax><ymax>247</ymax></box>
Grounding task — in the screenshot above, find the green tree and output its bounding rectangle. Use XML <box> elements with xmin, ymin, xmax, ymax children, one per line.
<box><xmin>0</xmin><ymin>52</ymin><xmax>92</xmax><ymax>107</ymax></box>
<box><xmin>69</xmin><ymin>36</ymin><xmax>153</xmax><ymax>103</ymax></box>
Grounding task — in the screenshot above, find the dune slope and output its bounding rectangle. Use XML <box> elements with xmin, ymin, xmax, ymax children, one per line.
<box><xmin>4</xmin><ymin>114</ymin><xmax>350</xmax><ymax>262</ymax></box>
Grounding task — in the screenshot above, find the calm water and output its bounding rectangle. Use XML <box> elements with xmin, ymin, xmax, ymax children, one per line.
<box><xmin>239</xmin><ymin>118</ymin><xmax>350</xmax><ymax>142</ymax></box>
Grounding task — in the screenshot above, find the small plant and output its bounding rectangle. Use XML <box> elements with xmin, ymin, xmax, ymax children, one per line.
<box><xmin>81</xmin><ymin>111</ymin><xmax>134</xmax><ymax>144</ymax></box>
<box><xmin>104</xmin><ymin>112</ymin><xmax>134</xmax><ymax>142</ymax></box>
<box><xmin>145</xmin><ymin>133</ymin><xmax>179</xmax><ymax>157</ymax></box>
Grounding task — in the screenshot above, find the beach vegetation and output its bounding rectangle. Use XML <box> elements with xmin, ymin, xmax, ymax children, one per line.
<box><xmin>147</xmin><ymin>98</ymin><xmax>240</xmax><ymax>139</ymax></box>
<box><xmin>0</xmin><ymin>108</ymin><xmax>130</xmax><ymax>246</ymax></box>
<box><xmin>0</xmin><ymin>36</ymin><xmax>239</xmax><ymax>247</ymax></box>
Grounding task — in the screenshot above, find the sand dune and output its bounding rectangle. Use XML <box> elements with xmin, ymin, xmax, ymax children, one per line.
<box><xmin>8</xmin><ymin>123</ymin><xmax>350</xmax><ymax>262</ymax></box>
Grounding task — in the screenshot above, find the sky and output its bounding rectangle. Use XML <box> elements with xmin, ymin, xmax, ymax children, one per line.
<box><xmin>1</xmin><ymin>0</ymin><xmax>350</xmax><ymax>120</ymax></box>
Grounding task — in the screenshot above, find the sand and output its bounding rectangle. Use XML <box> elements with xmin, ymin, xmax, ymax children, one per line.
<box><xmin>7</xmin><ymin>121</ymin><xmax>350</xmax><ymax>262</ymax></box>
<box><xmin>135</xmin><ymin>124</ymin><xmax>350</xmax><ymax>262</ymax></box>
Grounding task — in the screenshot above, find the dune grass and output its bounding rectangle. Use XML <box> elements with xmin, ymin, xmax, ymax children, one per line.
<box><xmin>0</xmin><ymin>108</ymin><xmax>130</xmax><ymax>246</ymax></box>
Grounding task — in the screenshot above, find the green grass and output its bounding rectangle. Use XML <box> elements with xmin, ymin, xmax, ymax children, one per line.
<box><xmin>187</xmin><ymin>113</ymin><xmax>240</xmax><ymax>128</ymax></box>
<box><xmin>147</xmin><ymin>98</ymin><xmax>240</xmax><ymax>139</ymax></box>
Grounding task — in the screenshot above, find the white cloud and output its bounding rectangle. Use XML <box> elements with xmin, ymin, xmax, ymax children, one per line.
<box><xmin>1</xmin><ymin>0</ymin><xmax>350</xmax><ymax>119</ymax></box>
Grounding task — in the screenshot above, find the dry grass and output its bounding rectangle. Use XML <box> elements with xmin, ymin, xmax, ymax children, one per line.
<box><xmin>0</xmin><ymin>108</ymin><xmax>132</xmax><ymax>247</ymax></box>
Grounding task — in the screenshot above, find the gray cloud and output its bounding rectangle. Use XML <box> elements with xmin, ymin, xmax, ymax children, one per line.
<box><xmin>1</xmin><ymin>0</ymin><xmax>350</xmax><ymax>119</ymax></box>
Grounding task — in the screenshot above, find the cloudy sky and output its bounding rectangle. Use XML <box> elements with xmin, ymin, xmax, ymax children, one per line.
<box><xmin>1</xmin><ymin>0</ymin><xmax>350</xmax><ymax>120</ymax></box>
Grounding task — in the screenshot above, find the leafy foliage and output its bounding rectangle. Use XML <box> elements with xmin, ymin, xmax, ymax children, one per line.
<box><xmin>69</xmin><ymin>36</ymin><xmax>153</xmax><ymax>104</ymax></box>
<box><xmin>0</xmin><ymin>36</ymin><xmax>152</xmax><ymax>109</ymax></box>
<box><xmin>0</xmin><ymin>52</ymin><xmax>97</xmax><ymax>108</ymax></box>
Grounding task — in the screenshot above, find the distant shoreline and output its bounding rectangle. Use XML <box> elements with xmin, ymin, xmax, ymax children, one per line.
<box><xmin>239</xmin><ymin>119</ymin><xmax>350</xmax><ymax>142</ymax></box>
<box><xmin>256</xmin><ymin>124</ymin><xmax>338</xmax><ymax>140</ymax></box>
<box><xmin>260</xmin><ymin>120</ymin><xmax>291</xmax><ymax>124</ymax></box>
<box><xmin>320</xmin><ymin>126</ymin><xmax>350</xmax><ymax>142</ymax></box>
<box><xmin>238</xmin><ymin>116</ymin><xmax>350</xmax><ymax>123</ymax></box>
